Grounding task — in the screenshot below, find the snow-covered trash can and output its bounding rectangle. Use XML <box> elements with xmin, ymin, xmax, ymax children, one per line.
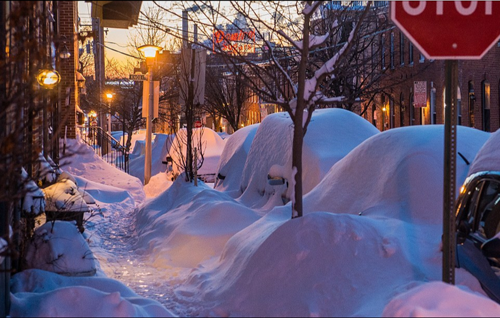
<box><xmin>42</xmin><ymin>178</ymin><xmax>91</xmax><ymax>233</ymax></box>
<box><xmin>25</xmin><ymin>221</ymin><xmax>96</xmax><ymax>276</ymax></box>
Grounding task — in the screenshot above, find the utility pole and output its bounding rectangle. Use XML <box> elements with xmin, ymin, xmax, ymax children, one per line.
<box><xmin>92</xmin><ymin>17</ymin><xmax>106</xmax><ymax>152</ymax></box>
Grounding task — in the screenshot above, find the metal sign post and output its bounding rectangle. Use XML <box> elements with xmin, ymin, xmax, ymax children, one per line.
<box><xmin>443</xmin><ymin>60</ymin><xmax>458</xmax><ymax>284</ymax></box>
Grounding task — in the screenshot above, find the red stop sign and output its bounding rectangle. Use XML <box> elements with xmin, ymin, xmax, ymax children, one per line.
<box><xmin>391</xmin><ymin>1</ymin><xmax>500</xmax><ymax>59</ymax></box>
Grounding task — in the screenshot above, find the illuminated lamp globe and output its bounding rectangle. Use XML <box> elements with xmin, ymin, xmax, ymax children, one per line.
<box><xmin>106</xmin><ymin>93</ymin><xmax>113</xmax><ymax>100</ymax></box>
<box><xmin>137</xmin><ymin>45</ymin><xmax>162</xmax><ymax>58</ymax></box>
<box><xmin>36</xmin><ymin>69</ymin><xmax>61</xmax><ymax>89</ymax></box>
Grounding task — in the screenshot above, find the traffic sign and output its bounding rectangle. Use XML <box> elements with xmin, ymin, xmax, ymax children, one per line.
<box><xmin>130</xmin><ymin>74</ymin><xmax>146</xmax><ymax>81</ymax></box>
<box><xmin>413</xmin><ymin>81</ymin><xmax>427</xmax><ymax>108</ymax></box>
<box><xmin>391</xmin><ymin>1</ymin><xmax>500</xmax><ymax>59</ymax></box>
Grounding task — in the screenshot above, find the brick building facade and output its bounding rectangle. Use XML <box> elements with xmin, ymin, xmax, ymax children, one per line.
<box><xmin>58</xmin><ymin>1</ymin><xmax>80</xmax><ymax>139</ymax></box>
<box><xmin>359</xmin><ymin>8</ymin><xmax>500</xmax><ymax>133</ymax></box>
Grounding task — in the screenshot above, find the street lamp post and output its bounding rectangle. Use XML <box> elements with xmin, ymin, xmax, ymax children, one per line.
<box><xmin>138</xmin><ymin>44</ymin><xmax>161</xmax><ymax>185</ymax></box>
<box><xmin>106</xmin><ymin>93</ymin><xmax>113</xmax><ymax>154</ymax></box>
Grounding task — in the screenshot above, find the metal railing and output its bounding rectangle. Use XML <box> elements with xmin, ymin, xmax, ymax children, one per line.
<box><xmin>79</xmin><ymin>126</ymin><xmax>129</xmax><ymax>173</ymax></box>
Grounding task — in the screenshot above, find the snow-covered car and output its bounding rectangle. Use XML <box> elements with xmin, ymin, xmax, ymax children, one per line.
<box><xmin>455</xmin><ymin>171</ymin><xmax>500</xmax><ymax>303</ymax></box>
<box><xmin>455</xmin><ymin>128</ymin><xmax>500</xmax><ymax>303</ymax></box>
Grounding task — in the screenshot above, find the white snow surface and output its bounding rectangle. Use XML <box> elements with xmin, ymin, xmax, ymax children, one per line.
<box><xmin>304</xmin><ymin>125</ymin><xmax>490</xmax><ymax>224</ymax></box>
<box><xmin>469</xmin><ymin>127</ymin><xmax>500</xmax><ymax>176</ymax></box>
<box><xmin>10</xmin><ymin>123</ymin><xmax>500</xmax><ymax>317</ymax></box>
<box><xmin>169</xmin><ymin>127</ymin><xmax>225</xmax><ymax>178</ymax></box>
<box><xmin>129</xmin><ymin>133</ymin><xmax>170</xmax><ymax>183</ymax></box>
<box><xmin>237</xmin><ymin>109</ymin><xmax>379</xmax><ymax>210</ymax></box>
<box><xmin>214</xmin><ymin>124</ymin><xmax>259</xmax><ymax>193</ymax></box>
<box><xmin>25</xmin><ymin>221</ymin><xmax>96</xmax><ymax>275</ymax></box>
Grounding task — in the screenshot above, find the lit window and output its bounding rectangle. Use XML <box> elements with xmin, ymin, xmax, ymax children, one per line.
<box><xmin>482</xmin><ymin>80</ymin><xmax>490</xmax><ymax>132</ymax></box>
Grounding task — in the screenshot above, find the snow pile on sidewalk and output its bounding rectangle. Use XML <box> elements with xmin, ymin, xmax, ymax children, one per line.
<box><xmin>25</xmin><ymin>221</ymin><xmax>96</xmax><ymax>276</ymax></box>
<box><xmin>135</xmin><ymin>175</ymin><xmax>260</xmax><ymax>268</ymax></box>
<box><xmin>175</xmin><ymin>209</ymin><xmax>491</xmax><ymax>316</ymax></box>
<box><xmin>10</xmin><ymin>269</ymin><xmax>173</xmax><ymax>317</ymax></box>
<box><xmin>61</xmin><ymin>138</ymin><xmax>145</xmax><ymax>205</ymax></box>
<box><xmin>382</xmin><ymin>281</ymin><xmax>500</xmax><ymax>317</ymax></box>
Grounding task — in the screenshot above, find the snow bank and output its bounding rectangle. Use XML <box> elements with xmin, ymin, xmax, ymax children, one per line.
<box><xmin>238</xmin><ymin>109</ymin><xmax>379</xmax><ymax>209</ymax></box>
<box><xmin>135</xmin><ymin>176</ymin><xmax>260</xmax><ymax>268</ymax></box>
<box><xmin>129</xmin><ymin>133</ymin><xmax>170</xmax><ymax>183</ymax></box>
<box><xmin>383</xmin><ymin>281</ymin><xmax>500</xmax><ymax>317</ymax></box>
<box><xmin>214</xmin><ymin>124</ymin><xmax>259</xmax><ymax>193</ymax></box>
<box><xmin>61</xmin><ymin>138</ymin><xmax>145</xmax><ymax>205</ymax></box>
<box><xmin>25</xmin><ymin>221</ymin><xmax>96</xmax><ymax>276</ymax></box>
<box><xmin>304</xmin><ymin>125</ymin><xmax>489</xmax><ymax>224</ymax></box>
<box><xmin>144</xmin><ymin>172</ymin><xmax>173</xmax><ymax>198</ymax></box>
<box><xmin>123</xmin><ymin>129</ymin><xmax>146</xmax><ymax>154</ymax></box>
<box><xmin>10</xmin><ymin>269</ymin><xmax>173</xmax><ymax>317</ymax></box>
<box><xmin>177</xmin><ymin>211</ymin><xmax>442</xmax><ymax>316</ymax></box>
<box><xmin>168</xmin><ymin>127</ymin><xmax>225</xmax><ymax>178</ymax></box>
<box><xmin>469</xmin><ymin>127</ymin><xmax>500</xmax><ymax>175</ymax></box>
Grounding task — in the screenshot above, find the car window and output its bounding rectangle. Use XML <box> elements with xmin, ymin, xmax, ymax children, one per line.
<box><xmin>465</xmin><ymin>181</ymin><xmax>484</xmax><ymax>230</ymax></box>
<box><xmin>477</xmin><ymin>181</ymin><xmax>500</xmax><ymax>239</ymax></box>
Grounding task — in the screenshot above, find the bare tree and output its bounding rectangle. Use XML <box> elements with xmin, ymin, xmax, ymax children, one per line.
<box><xmin>204</xmin><ymin>62</ymin><xmax>249</xmax><ymax>132</ymax></box>
<box><xmin>149</xmin><ymin>1</ymin><xmax>370</xmax><ymax>217</ymax></box>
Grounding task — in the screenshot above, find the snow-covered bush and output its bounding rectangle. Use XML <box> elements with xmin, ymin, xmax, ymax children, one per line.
<box><xmin>25</xmin><ymin>221</ymin><xmax>96</xmax><ymax>276</ymax></box>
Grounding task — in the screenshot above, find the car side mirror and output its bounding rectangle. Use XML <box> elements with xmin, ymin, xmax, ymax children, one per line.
<box><xmin>456</xmin><ymin>220</ymin><xmax>470</xmax><ymax>245</ymax></box>
<box><xmin>267</xmin><ymin>174</ymin><xmax>286</xmax><ymax>186</ymax></box>
<box><xmin>481</xmin><ymin>237</ymin><xmax>500</xmax><ymax>258</ymax></box>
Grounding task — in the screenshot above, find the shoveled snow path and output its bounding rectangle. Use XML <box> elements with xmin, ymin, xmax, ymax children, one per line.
<box><xmin>85</xmin><ymin>199</ymin><xmax>203</xmax><ymax>317</ymax></box>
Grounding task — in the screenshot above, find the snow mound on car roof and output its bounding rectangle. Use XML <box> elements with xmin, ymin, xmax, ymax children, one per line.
<box><xmin>215</xmin><ymin>124</ymin><xmax>259</xmax><ymax>193</ymax></box>
<box><xmin>469</xmin><ymin>128</ymin><xmax>499</xmax><ymax>176</ymax></box>
<box><xmin>237</xmin><ymin>108</ymin><xmax>379</xmax><ymax>210</ymax></box>
<box><xmin>304</xmin><ymin>125</ymin><xmax>489</xmax><ymax>224</ymax></box>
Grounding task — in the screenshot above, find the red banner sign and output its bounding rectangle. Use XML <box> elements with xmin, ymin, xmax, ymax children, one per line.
<box><xmin>212</xmin><ymin>30</ymin><xmax>256</xmax><ymax>55</ymax></box>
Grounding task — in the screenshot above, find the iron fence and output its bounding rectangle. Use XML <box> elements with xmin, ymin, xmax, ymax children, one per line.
<box><xmin>79</xmin><ymin>126</ymin><xmax>129</xmax><ymax>173</ymax></box>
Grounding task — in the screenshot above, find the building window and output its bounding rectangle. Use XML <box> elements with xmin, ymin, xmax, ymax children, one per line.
<box><xmin>482</xmin><ymin>80</ymin><xmax>491</xmax><ymax>132</ymax></box>
<box><xmin>408</xmin><ymin>42</ymin><xmax>414</xmax><ymax>65</ymax></box>
<box><xmin>390</xmin><ymin>96</ymin><xmax>395</xmax><ymax>128</ymax></box>
<box><xmin>381</xmin><ymin>95</ymin><xmax>387</xmax><ymax>130</ymax></box>
<box><xmin>381</xmin><ymin>34</ymin><xmax>386</xmax><ymax>70</ymax></box>
<box><xmin>400</xmin><ymin>93</ymin><xmax>405</xmax><ymax>127</ymax></box>
<box><xmin>430</xmin><ymin>86</ymin><xmax>437</xmax><ymax>124</ymax></box>
<box><xmin>390</xmin><ymin>32</ymin><xmax>395</xmax><ymax>69</ymax></box>
<box><xmin>372</xmin><ymin>104</ymin><xmax>377</xmax><ymax>127</ymax></box>
<box><xmin>410</xmin><ymin>93</ymin><xmax>414</xmax><ymax>125</ymax></box>
<box><xmin>468</xmin><ymin>81</ymin><xmax>475</xmax><ymax>127</ymax></box>
<box><xmin>419</xmin><ymin>53</ymin><xmax>425</xmax><ymax>63</ymax></box>
<box><xmin>400</xmin><ymin>33</ymin><xmax>404</xmax><ymax>66</ymax></box>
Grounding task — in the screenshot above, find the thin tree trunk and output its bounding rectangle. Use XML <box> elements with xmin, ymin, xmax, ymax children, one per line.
<box><xmin>292</xmin><ymin>7</ymin><xmax>311</xmax><ymax>219</ymax></box>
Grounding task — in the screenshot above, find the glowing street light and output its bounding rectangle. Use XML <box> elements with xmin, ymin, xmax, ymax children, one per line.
<box><xmin>137</xmin><ymin>44</ymin><xmax>161</xmax><ymax>185</ymax></box>
<box><xmin>36</xmin><ymin>69</ymin><xmax>61</xmax><ymax>89</ymax></box>
<box><xmin>138</xmin><ymin>45</ymin><xmax>162</xmax><ymax>58</ymax></box>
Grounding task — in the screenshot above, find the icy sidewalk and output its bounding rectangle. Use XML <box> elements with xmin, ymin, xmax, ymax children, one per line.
<box><xmin>83</xmin><ymin>190</ymin><xmax>197</xmax><ymax>317</ymax></box>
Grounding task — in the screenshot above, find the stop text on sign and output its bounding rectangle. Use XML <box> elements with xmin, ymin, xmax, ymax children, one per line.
<box><xmin>401</xmin><ymin>1</ymin><xmax>493</xmax><ymax>16</ymax></box>
<box><xmin>391</xmin><ymin>1</ymin><xmax>500</xmax><ymax>59</ymax></box>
